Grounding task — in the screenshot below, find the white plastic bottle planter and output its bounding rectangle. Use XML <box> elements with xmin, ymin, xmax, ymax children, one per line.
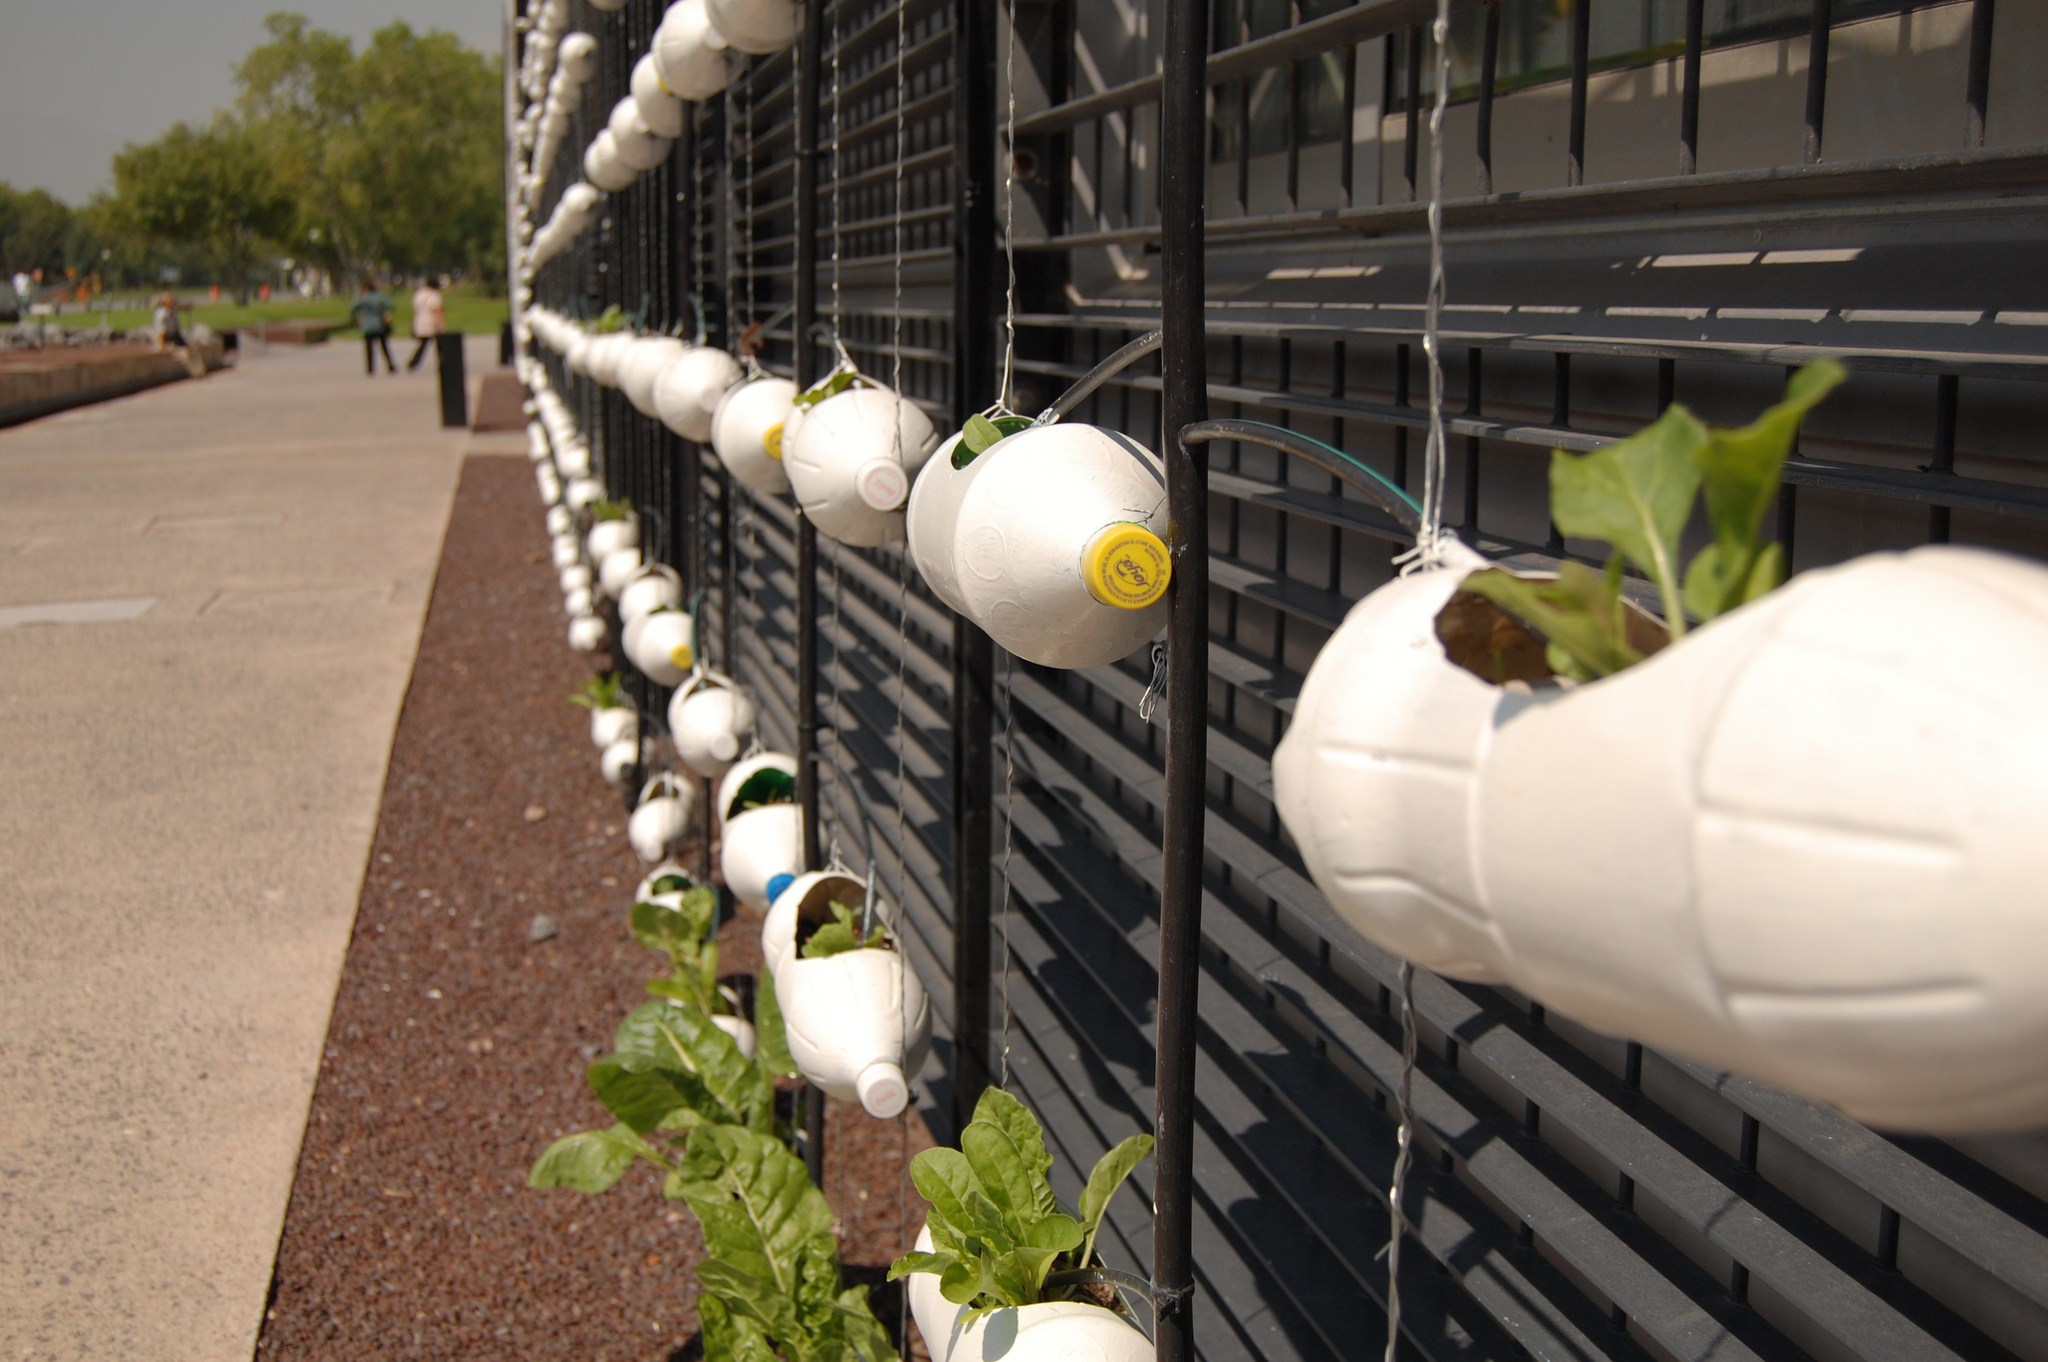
<box><xmin>607</xmin><ymin>100</ymin><xmax>672</xmax><ymax>174</ymax></box>
<box><xmin>709</xmin><ymin>375</ymin><xmax>797</xmax><ymax>495</ymax></box>
<box><xmin>711</xmin><ymin>1012</ymin><xmax>759</xmax><ymax>1060</ymax></box>
<box><xmin>906</xmin><ymin>1227</ymin><xmax>1151</xmax><ymax>1362</ymax></box>
<box><xmin>654</xmin><ymin>347</ymin><xmax>743</xmax><ymax>442</ymax></box>
<box><xmin>537</xmin><ymin>464</ymin><xmax>564</xmax><ymax>506</ymax></box>
<box><xmin>630</xmin><ymin>55</ymin><xmax>686</xmax><ymax>139</ymax></box>
<box><xmin>636</xmin><ymin>861</ymin><xmax>696</xmax><ymax>902</ymax></box>
<box><xmin>618</xmin><ymin>562</ymin><xmax>685</xmax><ymax>624</ymax></box>
<box><xmin>559</xmin><ymin>562</ymin><xmax>594</xmax><ymax>596</ymax></box>
<box><xmin>720</xmin><ymin>805</ymin><xmax>803</xmax><ymax>911</ymax></box>
<box><xmin>623</xmin><ymin>607</ymin><xmax>696</xmax><ymax>688</ymax></box>
<box><xmin>628</xmin><ymin>774</ymin><xmax>695</xmax><ymax>864</ymax></box>
<box><xmin>583</xmin><ymin>132</ymin><xmax>636</xmax><ymax>193</ymax></box>
<box><xmin>547</xmin><ymin>504</ymin><xmax>575</xmax><ymax>536</ymax></box>
<box><xmin>761</xmin><ymin>872</ymin><xmax>931</xmax><ymax>1118</ymax></box>
<box><xmin>717</xmin><ymin>750</ymin><xmax>798</xmax><ymax>826</ymax></box>
<box><xmin>623</xmin><ymin>337</ymin><xmax>688</xmax><ymax>417</ymax></box>
<box><xmin>565</xmin><ymin>332</ymin><xmax>596</xmax><ymax>377</ymax></box>
<box><xmin>550</xmin><ymin>534</ymin><xmax>581</xmax><ymax>572</ymax></box>
<box><xmin>565</xmin><ymin>586</ymin><xmax>595</xmax><ymax>618</ymax></box>
<box><xmin>668</xmin><ymin>671</ymin><xmax>758</xmax><ymax>779</ymax></box>
<box><xmin>705</xmin><ymin>0</ymin><xmax>802</xmax><ymax>54</ymax></box>
<box><xmin>586</xmin><ymin>512</ymin><xmax>639</xmax><ymax>564</ymax></box>
<box><xmin>652</xmin><ymin>0</ymin><xmax>733</xmax><ymax>101</ymax></box>
<box><xmin>589</xmin><ymin>704</ymin><xmax>638</xmax><ymax>750</ymax></box>
<box><xmin>1273</xmin><ymin>545</ymin><xmax>2048</xmax><ymax>1134</ymax></box>
<box><xmin>566</xmin><ymin>477</ymin><xmax>605</xmax><ymax>513</ymax></box>
<box><xmin>600</xmin><ymin>737</ymin><xmax>642</xmax><ymax>790</ymax></box>
<box><xmin>557</xmin><ymin>31</ymin><xmax>599</xmax><ymax>83</ymax></box>
<box><xmin>588</xmin><ymin>333</ymin><xmax>634</xmax><ymax>390</ymax></box>
<box><xmin>555</xmin><ymin>438</ymin><xmax>594</xmax><ymax>480</ymax></box>
<box><xmin>905</xmin><ymin>422</ymin><xmax>1171</xmax><ymax>669</ymax></box>
<box><xmin>567</xmin><ymin>612</ymin><xmax>607</xmax><ymax>653</ymax></box>
<box><xmin>598</xmin><ymin>547</ymin><xmax>644</xmax><ymax>599</ymax></box>
<box><xmin>784</xmin><ymin>387</ymin><xmax>939</xmax><ymax>548</ymax></box>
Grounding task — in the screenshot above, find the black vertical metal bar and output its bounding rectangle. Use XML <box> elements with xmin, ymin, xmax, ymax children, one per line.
<box><xmin>793</xmin><ymin>0</ymin><xmax>828</xmax><ymax>1189</ymax></box>
<box><xmin>1929</xmin><ymin>373</ymin><xmax>1958</xmax><ymax>544</ymax></box>
<box><xmin>1462</xmin><ymin>347</ymin><xmax>1482</xmax><ymax>532</ymax></box>
<box><xmin>1402</xmin><ymin>26</ymin><xmax>1422</xmax><ymax>201</ymax></box>
<box><xmin>1475</xmin><ymin>1</ymin><xmax>1500</xmax><ymax>196</ymax></box>
<box><xmin>1567</xmin><ymin>0</ymin><xmax>1591</xmax><ymax>187</ymax></box>
<box><xmin>1393</xmin><ymin>342</ymin><xmax>1411</xmax><ymax>490</ymax></box>
<box><xmin>1157</xmin><ymin>0</ymin><xmax>1210</xmax><ymax>1352</ymax></box>
<box><xmin>947</xmin><ymin>0</ymin><xmax>1000</xmax><ymax>1134</ymax></box>
<box><xmin>1679</xmin><ymin>0</ymin><xmax>1705</xmax><ymax>174</ymax></box>
<box><xmin>1778</xmin><ymin>367</ymin><xmax>1801</xmax><ymax>566</ymax></box>
<box><xmin>1339</xmin><ymin>38</ymin><xmax>1358</xmax><ymax>208</ymax></box>
<box><xmin>1546</xmin><ymin>353</ymin><xmax>1569</xmax><ymax>554</ymax></box>
<box><xmin>1804</xmin><ymin>0</ymin><xmax>1832</xmax><ymax>165</ymax></box>
<box><xmin>1965</xmin><ymin>0</ymin><xmax>1995</xmax><ymax>149</ymax></box>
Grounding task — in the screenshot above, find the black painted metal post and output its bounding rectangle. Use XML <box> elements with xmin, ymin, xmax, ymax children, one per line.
<box><xmin>946</xmin><ymin>0</ymin><xmax>1000</xmax><ymax>1136</ymax></box>
<box><xmin>793</xmin><ymin>0</ymin><xmax>828</xmax><ymax>1187</ymax></box>
<box><xmin>1156</xmin><ymin>0</ymin><xmax>1210</xmax><ymax>1354</ymax></box>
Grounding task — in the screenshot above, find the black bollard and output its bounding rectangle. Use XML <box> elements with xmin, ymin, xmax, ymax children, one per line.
<box><xmin>435</xmin><ymin>333</ymin><xmax>467</xmax><ymax>428</ymax></box>
<box><xmin>498</xmin><ymin>320</ymin><xmax>514</xmax><ymax>367</ymax></box>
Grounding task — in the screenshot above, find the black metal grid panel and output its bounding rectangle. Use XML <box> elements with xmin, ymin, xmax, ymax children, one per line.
<box><xmin>523</xmin><ymin>2</ymin><xmax>2048</xmax><ymax>1360</ymax></box>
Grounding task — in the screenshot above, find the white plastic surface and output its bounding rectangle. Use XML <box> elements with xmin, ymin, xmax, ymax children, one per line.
<box><xmin>654</xmin><ymin>347</ymin><xmax>743</xmax><ymax>442</ymax></box>
<box><xmin>567</xmin><ymin>613</ymin><xmax>607</xmax><ymax>653</ymax></box>
<box><xmin>628</xmin><ymin>777</ymin><xmax>695</xmax><ymax>863</ymax></box>
<box><xmin>618</xmin><ymin>562</ymin><xmax>685</xmax><ymax>624</ymax></box>
<box><xmin>760</xmin><ymin>873</ymin><xmax>931</xmax><ymax>1115</ymax></box>
<box><xmin>905</xmin><ymin>421</ymin><xmax>1168</xmax><ymax>668</ymax></box>
<box><xmin>597</xmin><ymin>546</ymin><xmax>644</xmax><ymax>598</ymax></box>
<box><xmin>582</xmin><ymin>133</ymin><xmax>635</xmax><ymax>192</ymax></box>
<box><xmin>586</xmin><ymin>514</ymin><xmax>639</xmax><ymax>563</ymax></box>
<box><xmin>783</xmin><ymin>386</ymin><xmax>939</xmax><ymax>548</ymax></box>
<box><xmin>669</xmin><ymin>671</ymin><xmax>758</xmax><ymax>779</ymax></box>
<box><xmin>905</xmin><ymin>1226</ymin><xmax>1153</xmax><ymax>1362</ymax></box>
<box><xmin>599</xmin><ymin>738</ymin><xmax>641</xmax><ymax>789</ymax></box>
<box><xmin>621</xmin><ymin>336</ymin><xmax>688</xmax><ymax>417</ymax></box>
<box><xmin>719</xmin><ymin>804</ymin><xmax>802</xmax><ymax>910</ymax></box>
<box><xmin>705</xmin><ymin>0</ymin><xmax>803</xmax><ymax>54</ymax></box>
<box><xmin>1273</xmin><ymin>545</ymin><xmax>2048</xmax><ymax>1133</ymax></box>
<box><xmin>709</xmin><ymin>375</ymin><xmax>797</xmax><ymax>495</ymax></box>
<box><xmin>623</xmin><ymin>609</ymin><xmax>695</xmax><ymax>688</ymax></box>
<box><xmin>652</xmin><ymin>0</ymin><xmax>732</xmax><ymax>101</ymax></box>
<box><xmin>716</xmin><ymin>750</ymin><xmax>798</xmax><ymax>824</ymax></box>
<box><xmin>630</xmin><ymin>54</ymin><xmax>686</xmax><ymax>138</ymax></box>
<box><xmin>589</xmin><ymin>705</ymin><xmax>638</xmax><ymax>750</ymax></box>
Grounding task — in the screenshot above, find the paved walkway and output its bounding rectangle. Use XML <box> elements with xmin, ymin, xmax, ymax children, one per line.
<box><xmin>0</xmin><ymin>341</ymin><xmax>492</xmax><ymax>1360</ymax></box>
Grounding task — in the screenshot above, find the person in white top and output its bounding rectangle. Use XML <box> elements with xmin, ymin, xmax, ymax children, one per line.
<box><xmin>405</xmin><ymin>275</ymin><xmax>448</xmax><ymax>372</ymax></box>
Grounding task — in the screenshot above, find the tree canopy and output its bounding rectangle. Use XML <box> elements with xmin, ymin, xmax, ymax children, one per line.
<box><xmin>89</xmin><ymin>11</ymin><xmax>503</xmax><ymax>293</ymax></box>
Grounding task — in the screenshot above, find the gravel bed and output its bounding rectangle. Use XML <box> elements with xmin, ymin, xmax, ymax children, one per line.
<box><xmin>255</xmin><ymin>454</ymin><xmax>935</xmax><ymax>1361</ymax></box>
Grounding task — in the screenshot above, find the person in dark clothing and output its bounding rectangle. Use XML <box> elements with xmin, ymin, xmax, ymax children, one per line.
<box><xmin>351</xmin><ymin>279</ymin><xmax>397</xmax><ymax>375</ymax></box>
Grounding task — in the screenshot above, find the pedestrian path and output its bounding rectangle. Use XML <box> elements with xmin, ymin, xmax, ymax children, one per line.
<box><xmin>0</xmin><ymin>342</ymin><xmax>490</xmax><ymax>1361</ymax></box>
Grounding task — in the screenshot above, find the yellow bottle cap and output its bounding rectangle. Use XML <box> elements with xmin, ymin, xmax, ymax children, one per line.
<box><xmin>1082</xmin><ymin>523</ymin><xmax>1171</xmax><ymax>610</ymax></box>
<box><xmin>763</xmin><ymin>422</ymin><xmax>785</xmax><ymax>460</ymax></box>
<box><xmin>669</xmin><ymin>642</ymin><xmax>695</xmax><ymax>671</ymax></box>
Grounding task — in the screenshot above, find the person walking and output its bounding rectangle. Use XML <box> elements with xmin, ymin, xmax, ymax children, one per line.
<box><xmin>405</xmin><ymin>275</ymin><xmax>447</xmax><ymax>372</ymax></box>
<box><xmin>351</xmin><ymin>278</ymin><xmax>397</xmax><ymax>375</ymax></box>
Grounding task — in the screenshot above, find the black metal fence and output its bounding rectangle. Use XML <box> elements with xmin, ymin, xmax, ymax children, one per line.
<box><xmin>519</xmin><ymin>1</ymin><xmax>2048</xmax><ymax>1358</ymax></box>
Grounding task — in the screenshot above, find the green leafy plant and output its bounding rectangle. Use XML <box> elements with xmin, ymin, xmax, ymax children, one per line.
<box><xmin>889</xmin><ymin>1087</ymin><xmax>1154</xmax><ymax>1326</ymax></box>
<box><xmin>589</xmin><ymin>496</ymin><xmax>633</xmax><ymax>522</ymax></box>
<box><xmin>792</xmin><ymin>365</ymin><xmax>859</xmax><ymax>411</ymax></box>
<box><xmin>950</xmin><ymin>412</ymin><xmax>1035</xmax><ymax>469</ymax></box>
<box><xmin>800</xmin><ymin>900</ymin><xmax>889</xmax><ymax>959</ymax></box>
<box><xmin>568</xmin><ymin>672</ymin><xmax>625</xmax><ymax>711</ymax></box>
<box><xmin>590</xmin><ymin>304</ymin><xmax>628</xmax><ymax>334</ymax></box>
<box><xmin>727</xmin><ymin>766</ymin><xmax>798</xmax><ymax>818</ymax></box>
<box><xmin>1458</xmin><ymin>360</ymin><xmax>1844</xmax><ymax>683</ymax></box>
<box><xmin>672</xmin><ymin>1124</ymin><xmax>900</xmax><ymax>1362</ymax></box>
<box><xmin>635</xmin><ymin>883</ymin><xmax>726</xmax><ymax>1014</ymax></box>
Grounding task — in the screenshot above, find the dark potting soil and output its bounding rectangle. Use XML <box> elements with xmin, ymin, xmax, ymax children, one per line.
<box><xmin>255</xmin><ymin>454</ymin><xmax>935</xmax><ymax>1362</ymax></box>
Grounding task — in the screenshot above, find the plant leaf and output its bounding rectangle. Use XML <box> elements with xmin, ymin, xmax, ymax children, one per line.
<box><xmin>630</xmin><ymin>888</ymin><xmax>718</xmax><ymax>956</ymax></box>
<box><xmin>1548</xmin><ymin>405</ymin><xmax>1706</xmax><ymax>630</ymax></box>
<box><xmin>699</xmin><ymin>1292</ymin><xmax>781</xmax><ymax>1362</ymax></box>
<box><xmin>1024</xmin><ymin>1212</ymin><xmax>1082</xmax><ymax>1253</ymax></box>
<box><xmin>1460</xmin><ymin>563</ymin><xmax>1645</xmax><ymax>681</ymax></box>
<box><xmin>887</xmin><ymin>1249</ymin><xmax>956</xmax><ymax>1282</ymax></box>
<box><xmin>831</xmin><ymin>1285</ymin><xmax>902</xmax><ymax>1362</ymax></box>
<box><xmin>962</xmin><ymin>413</ymin><xmax>1004</xmax><ymax>454</ymax></box>
<box><xmin>961</xmin><ymin>1121</ymin><xmax>1038</xmax><ymax>1239</ymax></box>
<box><xmin>939</xmin><ymin>1256</ymin><xmax>982</xmax><ymax>1305</ymax></box>
<box><xmin>910</xmin><ymin>1148</ymin><xmax>1008</xmax><ymax>1246</ymax></box>
<box><xmin>753</xmin><ymin>970</ymin><xmax>799</xmax><ymax>1080</ymax></box>
<box><xmin>609</xmin><ymin>1000</ymin><xmax>774</xmax><ymax>1132</ymax></box>
<box><xmin>1077</xmin><ymin>1133</ymin><xmax>1152</xmax><ymax>1266</ymax></box>
<box><xmin>700</xmin><ymin>1257</ymin><xmax>807</xmax><ymax>1344</ymax></box>
<box><xmin>969</xmin><ymin>1087</ymin><xmax>1059</xmax><ymax>1217</ymax></box>
<box><xmin>586</xmin><ymin>1059</ymin><xmax>720</xmax><ymax>1133</ymax></box>
<box><xmin>669</xmin><ymin>1124</ymin><xmax>837</xmax><ymax>1301</ymax></box>
<box><xmin>527</xmin><ymin>1123</ymin><xmax>660</xmax><ymax>1193</ymax></box>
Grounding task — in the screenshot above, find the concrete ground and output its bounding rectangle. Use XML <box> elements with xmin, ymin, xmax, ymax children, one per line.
<box><xmin>0</xmin><ymin>339</ymin><xmax>501</xmax><ymax>1360</ymax></box>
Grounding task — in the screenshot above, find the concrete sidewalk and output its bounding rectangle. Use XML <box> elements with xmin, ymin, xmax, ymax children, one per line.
<box><xmin>0</xmin><ymin>341</ymin><xmax>497</xmax><ymax>1359</ymax></box>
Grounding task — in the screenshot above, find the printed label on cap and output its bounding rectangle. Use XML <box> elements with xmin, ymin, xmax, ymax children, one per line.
<box><xmin>856</xmin><ymin>460</ymin><xmax>909</xmax><ymax>512</ymax></box>
<box><xmin>1084</xmin><ymin>524</ymin><xmax>1171</xmax><ymax>610</ymax></box>
<box><xmin>763</xmin><ymin>423</ymin><xmax>784</xmax><ymax>460</ymax></box>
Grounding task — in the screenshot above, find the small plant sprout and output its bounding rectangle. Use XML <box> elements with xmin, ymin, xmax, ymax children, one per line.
<box><xmin>588</xmin><ymin>495</ymin><xmax>634</xmax><ymax>523</ymax></box>
<box><xmin>800</xmin><ymin>900</ymin><xmax>889</xmax><ymax>960</ymax></box>
<box><xmin>890</xmin><ymin>1087</ymin><xmax>1154</xmax><ymax>1324</ymax></box>
<box><xmin>790</xmin><ymin>364</ymin><xmax>859</xmax><ymax>411</ymax></box>
<box><xmin>568</xmin><ymin>672</ymin><xmax>626</xmax><ymax>711</ymax></box>
<box><xmin>950</xmin><ymin>412</ymin><xmax>1034</xmax><ymax>469</ymax></box>
<box><xmin>1454</xmin><ymin>360</ymin><xmax>1844</xmax><ymax>684</ymax></box>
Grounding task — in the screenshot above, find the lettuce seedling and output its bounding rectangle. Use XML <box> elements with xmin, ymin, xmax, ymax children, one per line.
<box><xmin>950</xmin><ymin>413</ymin><xmax>1034</xmax><ymax>469</ymax></box>
<box><xmin>800</xmin><ymin>900</ymin><xmax>889</xmax><ymax>959</ymax></box>
<box><xmin>588</xmin><ymin>496</ymin><xmax>634</xmax><ymax>522</ymax></box>
<box><xmin>889</xmin><ymin>1087</ymin><xmax>1154</xmax><ymax>1325</ymax></box>
<box><xmin>1459</xmin><ymin>360</ymin><xmax>1843</xmax><ymax>682</ymax></box>
<box><xmin>568</xmin><ymin>672</ymin><xmax>625</xmax><ymax>711</ymax></box>
<box><xmin>791</xmin><ymin>366</ymin><xmax>858</xmax><ymax>411</ymax></box>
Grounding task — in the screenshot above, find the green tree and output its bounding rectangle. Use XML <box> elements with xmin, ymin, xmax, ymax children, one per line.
<box><xmin>104</xmin><ymin>119</ymin><xmax>294</xmax><ymax>304</ymax></box>
<box><xmin>0</xmin><ymin>184</ymin><xmax>90</xmax><ymax>280</ymax></box>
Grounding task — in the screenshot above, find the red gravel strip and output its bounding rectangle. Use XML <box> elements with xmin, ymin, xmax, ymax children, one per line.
<box><xmin>256</xmin><ymin>454</ymin><xmax>933</xmax><ymax>1361</ymax></box>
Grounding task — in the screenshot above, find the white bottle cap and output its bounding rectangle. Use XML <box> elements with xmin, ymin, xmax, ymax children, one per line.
<box><xmin>855</xmin><ymin>1062</ymin><xmax>909</xmax><ymax>1119</ymax></box>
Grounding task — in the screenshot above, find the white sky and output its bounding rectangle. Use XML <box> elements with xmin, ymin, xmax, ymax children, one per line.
<box><xmin>0</xmin><ymin>1</ymin><xmax>505</xmax><ymax>205</ymax></box>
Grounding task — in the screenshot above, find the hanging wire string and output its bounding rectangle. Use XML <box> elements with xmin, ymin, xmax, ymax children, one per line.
<box><xmin>888</xmin><ymin>4</ymin><xmax>915</xmax><ymax>1340</ymax></box>
<box><xmin>829</xmin><ymin>1</ymin><xmax>844</xmax><ymax>343</ymax></box>
<box><xmin>997</xmin><ymin>0</ymin><xmax>1021</xmax><ymax>411</ymax></box>
<box><xmin>1386</xmin><ymin>4</ymin><xmax>1455</xmax><ymax>1358</ymax></box>
<box><xmin>996</xmin><ymin>649</ymin><xmax>1017</xmax><ymax>1087</ymax></box>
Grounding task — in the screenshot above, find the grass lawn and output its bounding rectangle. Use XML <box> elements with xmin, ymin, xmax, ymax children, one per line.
<box><xmin>39</xmin><ymin>285</ymin><xmax>509</xmax><ymax>339</ymax></box>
